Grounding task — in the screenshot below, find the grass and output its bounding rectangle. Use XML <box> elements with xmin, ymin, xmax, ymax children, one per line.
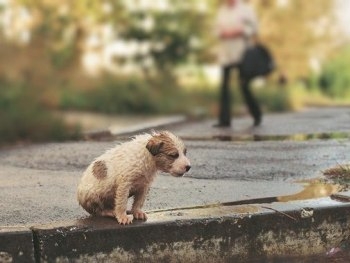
<box><xmin>0</xmin><ymin>80</ymin><xmax>81</xmax><ymax>145</ymax></box>
<box><xmin>59</xmin><ymin>75</ymin><xmax>219</xmax><ymax>116</ymax></box>
<box><xmin>323</xmin><ymin>164</ymin><xmax>350</xmax><ymax>190</ymax></box>
<box><xmin>58</xmin><ymin>76</ymin><xmax>307</xmax><ymax>117</ymax></box>
<box><xmin>323</xmin><ymin>164</ymin><xmax>350</xmax><ymax>180</ymax></box>
<box><xmin>59</xmin><ymin>75</ymin><xmax>350</xmax><ymax>122</ymax></box>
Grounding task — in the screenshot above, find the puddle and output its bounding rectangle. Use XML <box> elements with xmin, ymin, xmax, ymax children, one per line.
<box><xmin>149</xmin><ymin>178</ymin><xmax>347</xmax><ymax>218</ymax></box>
<box><xmin>212</xmin><ymin>132</ymin><xmax>350</xmax><ymax>142</ymax></box>
<box><xmin>277</xmin><ymin>180</ymin><xmax>342</xmax><ymax>202</ymax></box>
<box><xmin>205</xmin><ymin>178</ymin><xmax>343</xmax><ymax>206</ymax></box>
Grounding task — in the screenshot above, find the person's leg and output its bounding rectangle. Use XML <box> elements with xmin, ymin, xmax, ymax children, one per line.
<box><xmin>218</xmin><ymin>65</ymin><xmax>232</xmax><ymax>126</ymax></box>
<box><xmin>239</xmin><ymin>76</ymin><xmax>262</xmax><ymax>126</ymax></box>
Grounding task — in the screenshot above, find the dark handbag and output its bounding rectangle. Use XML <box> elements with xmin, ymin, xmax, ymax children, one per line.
<box><xmin>239</xmin><ymin>43</ymin><xmax>275</xmax><ymax>79</ymax></box>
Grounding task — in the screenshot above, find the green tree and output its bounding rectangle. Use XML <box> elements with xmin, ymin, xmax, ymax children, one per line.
<box><xmin>251</xmin><ymin>0</ymin><xmax>337</xmax><ymax>80</ymax></box>
<box><xmin>2</xmin><ymin>1</ymin><xmax>214</xmax><ymax>80</ymax></box>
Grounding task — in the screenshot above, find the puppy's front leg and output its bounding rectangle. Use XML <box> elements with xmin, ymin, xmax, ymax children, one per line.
<box><xmin>114</xmin><ymin>182</ymin><xmax>133</xmax><ymax>225</ymax></box>
<box><xmin>131</xmin><ymin>186</ymin><xmax>149</xmax><ymax>221</ymax></box>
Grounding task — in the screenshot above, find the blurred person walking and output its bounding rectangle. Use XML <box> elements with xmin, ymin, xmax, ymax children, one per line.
<box><xmin>214</xmin><ymin>0</ymin><xmax>262</xmax><ymax>127</ymax></box>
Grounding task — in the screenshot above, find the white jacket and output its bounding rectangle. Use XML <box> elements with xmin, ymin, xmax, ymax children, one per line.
<box><xmin>214</xmin><ymin>1</ymin><xmax>258</xmax><ymax>66</ymax></box>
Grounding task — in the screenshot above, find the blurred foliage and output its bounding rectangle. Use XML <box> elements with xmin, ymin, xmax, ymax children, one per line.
<box><xmin>58</xmin><ymin>75</ymin><xmax>316</xmax><ymax>116</ymax></box>
<box><xmin>0</xmin><ymin>0</ymin><xmax>345</xmax><ymax>86</ymax></box>
<box><xmin>120</xmin><ymin>7</ymin><xmax>213</xmax><ymax>74</ymax></box>
<box><xmin>0</xmin><ymin>0</ymin><xmax>349</xmax><ymax>144</ymax></box>
<box><xmin>318</xmin><ymin>46</ymin><xmax>350</xmax><ymax>98</ymax></box>
<box><xmin>0</xmin><ymin>78</ymin><xmax>80</xmax><ymax>144</ymax></box>
<box><xmin>256</xmin><ymin>86</ymin><xmax>292</xmax><ymax>112</ymax></box>
<box><xmin>59</xmin><ymin>75</ymin><xmax>217</xmax><ymax>116</ymax></box>
<box><xmin>251</xmin><ymin>0</ymin><xmax>337</xmax><ymax>80</ymax></box>
<box><xmin>1</xmin><ymin>1</ymin><xmax>213</xmax><ymax>80</ymax></box>
<box><xmin>5</xmin><ymin>0</ymin><xmax>338</xmax><ymax>81</ymax></box>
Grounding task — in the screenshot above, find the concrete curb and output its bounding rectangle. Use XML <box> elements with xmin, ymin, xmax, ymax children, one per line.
<box><xmin>84</xmin><ymin>115</ymin><xmax>187</xmax><ymax>141</ymax></box>
<box><xmin>0</xmin><ymin>227</ymin><xmax>35</xmax><ymax>263</ymax></box>
<box><xmin>109</xmin><ymin>115</ymin><xmax>187</xmax><ymax>136</ymax></box>
<box><xmin>25</xmin><ymin>201</ymin><xmax>350</xmax><ymax>262</ymax></box>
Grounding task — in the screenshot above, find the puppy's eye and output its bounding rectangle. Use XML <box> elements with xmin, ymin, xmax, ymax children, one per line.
<box><xmin>168</xmin><ymin>153</ymin><xmax>179</xmax><ymax>159</ymax></box>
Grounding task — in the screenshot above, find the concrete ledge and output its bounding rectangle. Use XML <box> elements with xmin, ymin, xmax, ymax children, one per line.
<box><xmin>84</xmin><ymin>115</ymin><xmax>187</xmax><ymax>141</ymax></box>
<box><xmin>0</xmin><ymin>227</ymin><xmax>35</xmax><ymax>263</ymax></box>
<box><xmin>32</xmin><ymin>201</ymin><xmax>350</xmax><ymax>262</ymax></box>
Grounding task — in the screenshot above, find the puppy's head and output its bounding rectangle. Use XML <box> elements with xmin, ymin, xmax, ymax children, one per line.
<box><xmin>146</xmin><ymin>131</ymin><xmax>191</xmax><ymax>177</ymax></box>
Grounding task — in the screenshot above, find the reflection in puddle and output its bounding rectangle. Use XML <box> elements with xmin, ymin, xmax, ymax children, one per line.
<box><xmin>278</xmin><ymin>180</ymin><xmax>342</xmax><ymax>202</ymax></box>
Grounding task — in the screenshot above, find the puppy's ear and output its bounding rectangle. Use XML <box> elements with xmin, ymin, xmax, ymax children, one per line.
<box><xmin>146</xmin><ymin>137</ymin><xmax>164</xmax><ymax>156</ymax></box>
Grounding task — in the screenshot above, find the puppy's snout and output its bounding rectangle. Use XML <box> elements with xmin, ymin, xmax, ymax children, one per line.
<box><xmin>185</xmin><ymin>165</ymin><xmax>191</xmax><ymax>172</ymax></box>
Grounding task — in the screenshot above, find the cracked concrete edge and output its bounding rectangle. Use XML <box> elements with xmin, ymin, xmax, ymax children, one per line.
<box><xmin>2</xmin><ymin>199</ymin><xmax>349</xmax><ymax>263</ymax></box>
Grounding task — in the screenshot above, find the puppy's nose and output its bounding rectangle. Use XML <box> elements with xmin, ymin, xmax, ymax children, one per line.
<box><xmin>185</xmin><ymin>165</ymin><xmax>191</xmax><ymax>172</ymax></box>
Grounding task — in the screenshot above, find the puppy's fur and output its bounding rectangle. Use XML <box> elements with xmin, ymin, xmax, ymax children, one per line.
<box><xmin>77</xmin><ymin>131</ymin><xmax>191</xmax><ymax>224</ymax></box>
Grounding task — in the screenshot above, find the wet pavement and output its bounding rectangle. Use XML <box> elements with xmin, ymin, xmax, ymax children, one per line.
<box><xmin>2</xmin><ymin>136</ymin><xmax>350</xmax><ymax>226</ymax></box>
<box><xmin>166</xmin><ymin>107</ymin><xmax>350</xmax><ymax>139</ymax></box>
<box><xmin>1</xmin><ymin>106</ymin><xmax>350</xmax><ymax>262</ymax></box>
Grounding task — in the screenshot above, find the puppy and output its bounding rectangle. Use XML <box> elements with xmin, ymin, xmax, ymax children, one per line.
<box><xmin>77</xmin><ymin>131</ymin><xmax>191</xmax><ymax>225</ymax></box>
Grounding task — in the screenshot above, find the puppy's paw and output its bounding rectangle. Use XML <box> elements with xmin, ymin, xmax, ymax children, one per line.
<box><xmin>133</xmin><ymin>210</ymin><xmax>148</xmax><ymax>221</ymax></box>
<box><xmin>116</xmin><ymin>214</ymin><xmax>133</xmax><ymax>225</ymax></box>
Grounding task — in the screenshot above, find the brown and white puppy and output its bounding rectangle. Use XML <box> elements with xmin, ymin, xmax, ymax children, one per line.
<box><xmin>77</xmin><ymin>131</ymin><xmax>191</xmax><ymax>225</ymax></box>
